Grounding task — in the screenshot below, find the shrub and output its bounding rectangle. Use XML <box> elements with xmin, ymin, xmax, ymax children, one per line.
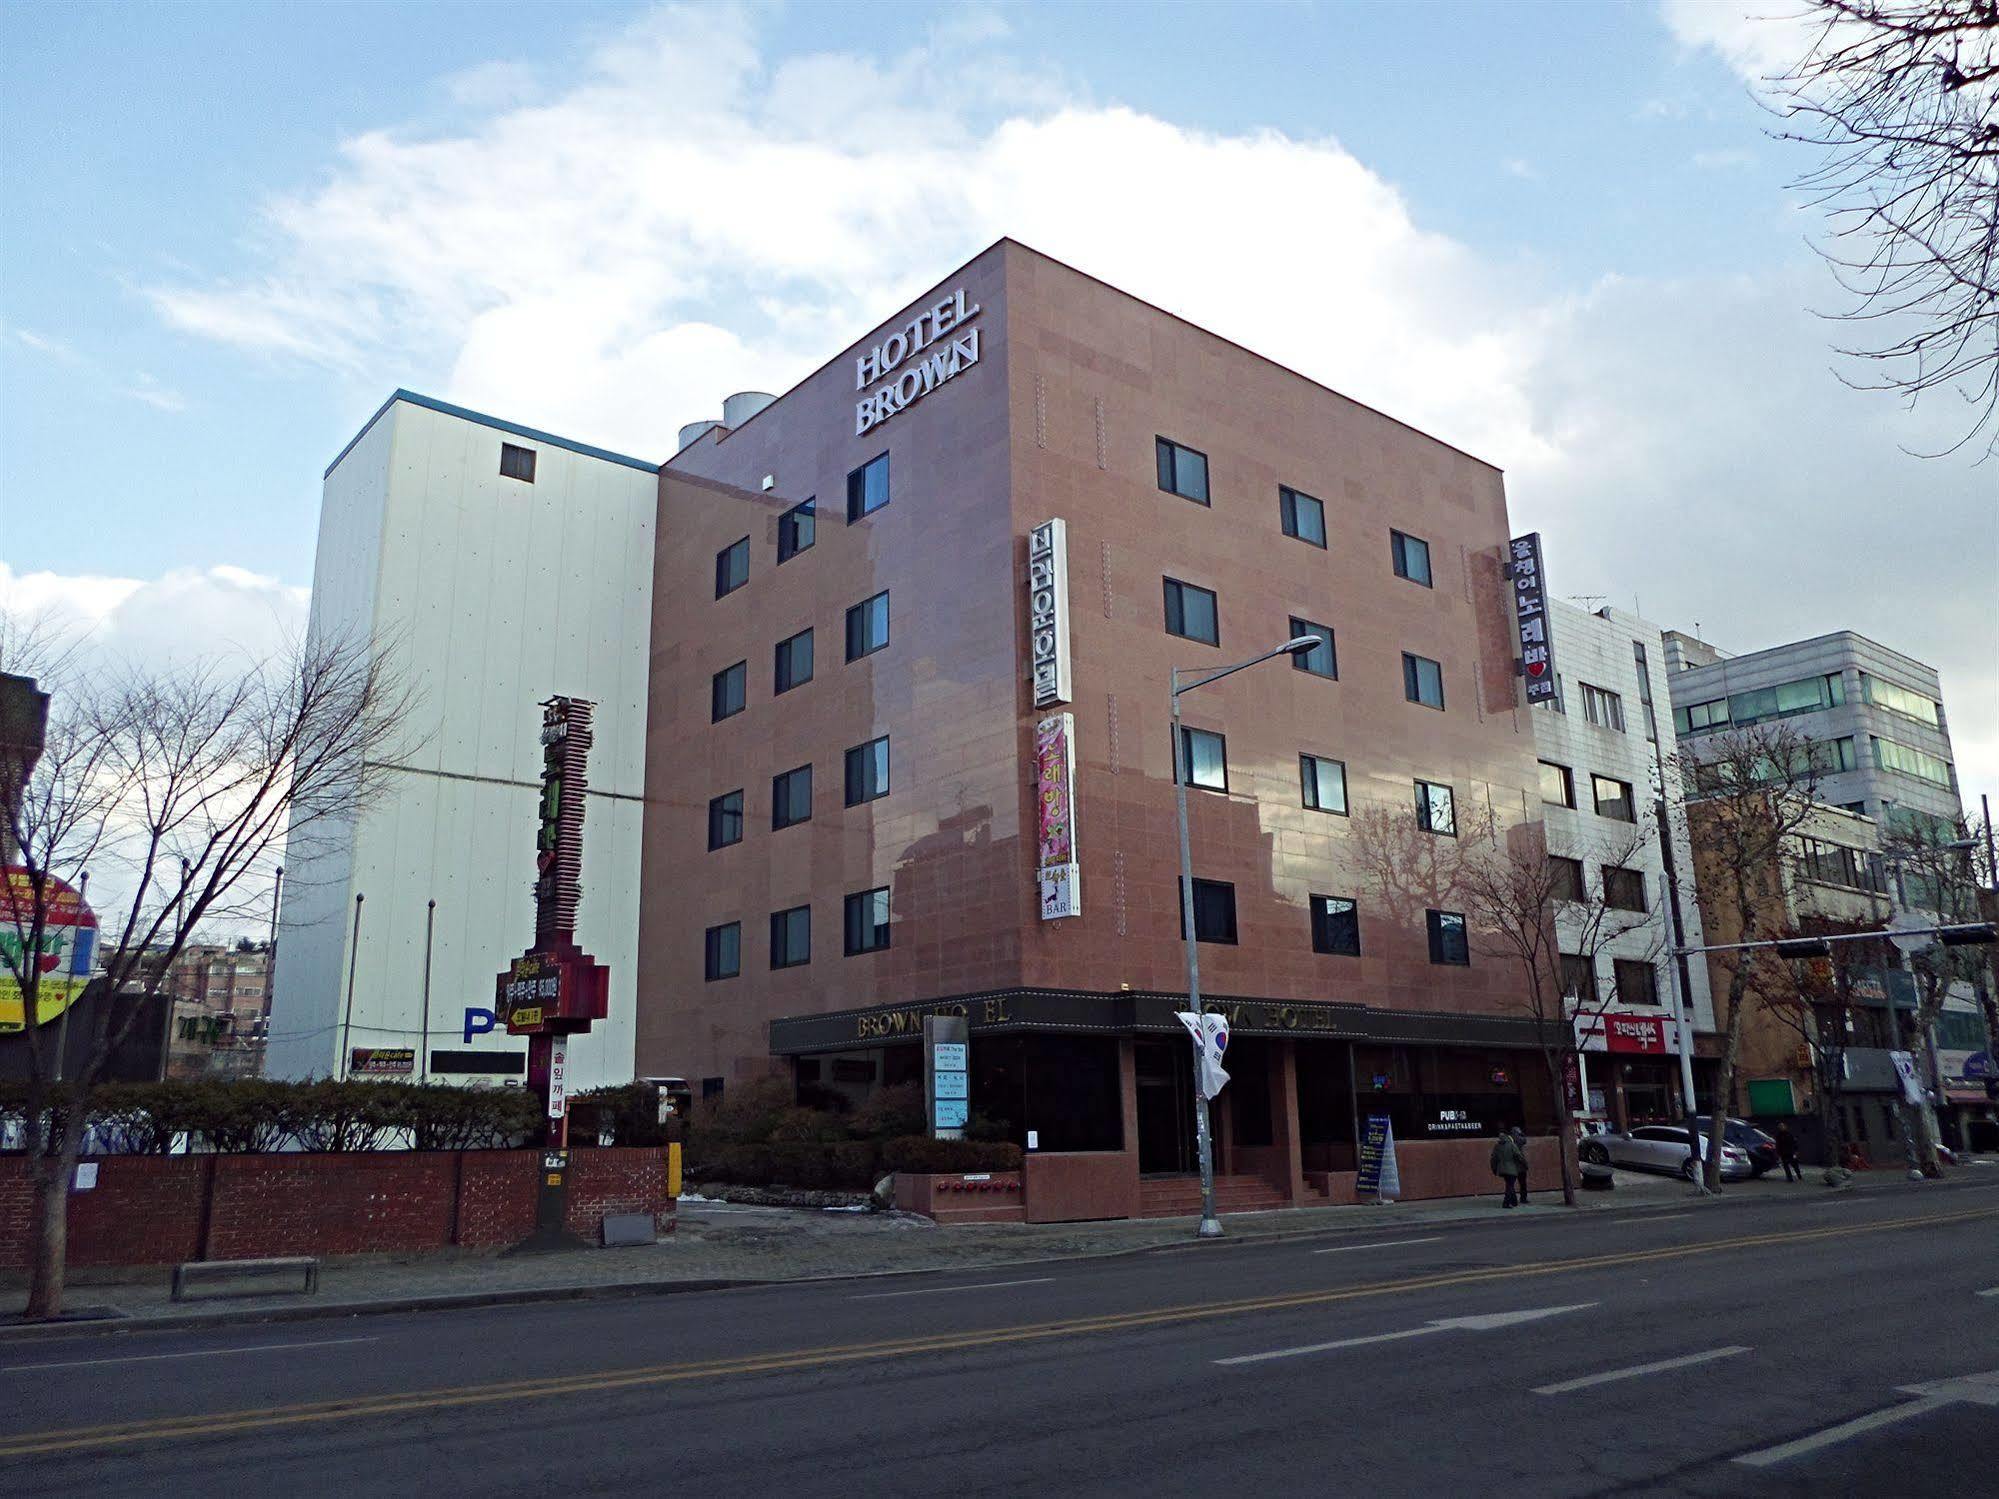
<box><xmin>570</xmin><ymin>1082</ymin><xmax>666</xmax><ymax>1148</ymax></box>
<box><xmin>847</xmin><ymin>1081</ymin><xmax>924</xmax><ymax>1140</ymax></box>
<box><xmin>879</xmin><ymin>1136</ymin><xmax>1024</xmax><ymax>1175</ymax></box>
<box><xmin>685</xmin><ymin>1076</ymin><xmax>796</xmax><ymax>1145</ymax></box>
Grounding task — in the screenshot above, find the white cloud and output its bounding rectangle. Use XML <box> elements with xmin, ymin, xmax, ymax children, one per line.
<box><xmin>139</xmin><ymin>1</ymin><xmax>1998</xmax><ymax>812</ymax></box>
<box><xmin>1660</xmin><ymin>0</ymin><xmax>1819</xmax><ymax>84</ymax></box>
<box><xmin>1691</xmin><ymin>146</ymin><xmax>1754</xmax><ymax>169</ymax></box>
<box><xmin>14</xmin><ymin>329</ymin><xmax>84</xmax><ymax>364</ymax></box>
<box><xmin>0</xmin><ymin>562</ymin><xmax>309</xmax><ymax>676</ymax></box>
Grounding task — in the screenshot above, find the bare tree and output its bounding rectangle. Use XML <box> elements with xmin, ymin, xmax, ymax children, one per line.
<box><xmin>1674</xmin><ymin>723</ymin><xmax>1830</xmax><ymax>1189</ymax></box>
<box><xmin>1</xmin><ymin>632</ymin><xmax>414</xmax><ymax>1320</ymax></box>
<box><xmin>1768</xmin><ymin>1</ymin><xmax>1999</xmax><ymax>454</ymax></box>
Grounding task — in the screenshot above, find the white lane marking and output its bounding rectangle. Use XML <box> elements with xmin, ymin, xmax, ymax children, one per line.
<box><xmin>1732</xmin><ymin>1397</ymin><xmax>1953</xmax><ymax>1467</ymax></box>
<box><xmin>1218</xmin><ymin>1302</ymin><xmax>1597</xmax><ymax>1366</ymax></box>
<box><xmin>1612</xmin><ymin>1212</ymin><xmax>1692</xmax><ymax>1224</ymax></box>
<box><xmin>1</xmin><ymin>1335</ymin><xmax>377</xmax><ymax>1374</ymax></box>
<box><xmin>1534</xmin><ymin>1345</ymin><xmax>1750</xmax><ymax>1395</ymax></box>
<box><xmin>1311</xmin><ymin>1236</ymin><xmax>1443</xmax><ymax>1255</ymax></box>
<box><xmin>1977</xmin><ymin>1287</ymin><xmax>1999</xmax><ymax>1298</ymax></box>
<box><xmin>851</xmin><ymin>1277</ymin><xmax>1054</xmax><ymax>1300</ymax></box>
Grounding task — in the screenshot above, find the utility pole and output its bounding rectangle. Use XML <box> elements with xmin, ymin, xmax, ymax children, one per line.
<box><xmin>339</xmin><ymin>892</ymin><xmax>364</xmax><ymax>1079</ymax></box>
<box><xmin>1648</xmin><ymin>742</ymin><xmax>1707</xmax><ymax>1190</ymax></box>
<box><xmin>419</xmin><ymin>898</ymin><xmax>436</xmax><ymax>1083</ymax></box>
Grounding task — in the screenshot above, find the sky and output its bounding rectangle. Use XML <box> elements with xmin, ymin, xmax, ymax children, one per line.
<box><xmin>2</xmin><ymin>0</ymin><xmax>1994</xmax><ymax>820</ymax></box>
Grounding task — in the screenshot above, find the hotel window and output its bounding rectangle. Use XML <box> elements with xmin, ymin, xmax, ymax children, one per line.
<box><xmin>1164</xmin><ymin>578</ymin><xmax>1220</xmax><ymax>646</ymax></box>
<box><xmin>1674</xmin><ymin>697</ymin><xmax>1732</xmax><ymax>736</ymax></box>
<box><xmin>1402</xmin><ymin>652</ymin><xmax>1445</xmax><ymax>709</ymax></box>
<box><xmin>1614</xmin><ymin>959</ymin><xmax>1660</xmax><ymax>1006</ymax></box>
<box><xmin>1593</xmin><ymin>774</ymin><xmax>1636</xmax><ymax>823</ymax></box>
<box><xmin>1391</xmin><ymin>530</ymin><xmax>1432</xmax><ymax>587</ymax></box>
<box><xmin>707</xmin><ymin>790</ymin><xmax>743</xmax><ymax>851</ymax></box>
<box><xmin>1549</xmin><ymin>856</ymin><xmax>1584</xmax><ymax>903</ymax></box>
<box><xmin>1415</xmin><ymin>779</ymin><xmax>1456</xmax><ymax>836</ymax></box>
<box><xmin>715</xmin><ymin>537</ymin><xmax>750</xmax><ymax>598</ymax></box>
<box><xmin>846</xmin><ymin>452</ymin><xmax>890</xmax><ymax>522</ymax></box>
<box><xmin>1861</xmin><ymin>673</ymin><xmax>1940</xmax><ymax>727</ymax></box>
<box><xmin>1872</xmin><ymin>735</ymin><xmax>1954</xmax><ymax>787</ymax></box>
<box><xmin>500</xmin><ymin>442</ymin><xmax>536</xmax><ymax>483</ymax></box>
<box><xmin>1581</xmin><ymin>683</ymin><xmax>1625</xmax><ymax>732</ymax></box>
<box><xmin>1560</xmin><ymin>953</ymin><xmax>1596</xmax><ymax>1001</ymax></box>
<box><xmin>1427</xmin><ymin>909</ymin><xmax>1469</xmax><ymax>966</ymax></box>
<box><xmin>1177</xmin><ymin>727</ymin><xmax>1228</xmax><ymax>792</ymax></box>
<box><xmin>1602</xmin><ymin>865</ymin><xmax>1648</xmax><ymax>912</ymax></box>
<box><xmin>1540</xmin><ymin>760</ymin><xmax>1576</xmax><ymax>808</ymax></box>
<box><xmin>846</xmin><ymin>590</ymin><xmax>890</xmax><ymax>661</ymax></box>
<box><xmin>769</xmin><ymin>905</ymin><xmax>811</xmax><ymax>969</ymax></box>
<box><xmin>1155</xmin><ymin>437</ymin><xmax>1210</xmax><ymax>504</ymax></box>
<box><xmin>773</xmin><ymin>627</ymin><xmax>814</xmax><ymax>695</ymax></box>
<box><xmin>1300</xmin><ymin>754</ymin><xmax>1348</xmax><ymax>814</ymax></box>
<box><xmin>703</xmin><ymin>922</ymin><xmax>740</xmax><ymax>982</ymax></box>
<box><xmin>1726</xmin><ymin>672</ymin><xmax>1845</xmax><ymax>727</ymax></box>
<box><xmin>844</xmin><ymin>735</ymin><xmax>890</xmax><ymax>806</ymax></box>
<box><xmin>777</xmin><ymin>498</ymin><xmax>816</xmax><ymax>563</ymax></box>
<box><xmin>771</xmin><ymin>765</ymin><xmax>813</xmax><ymax>830</ymax></box>
<box><xmin>844</xmin><ymin>888</ymin><xmax>891</xmax><ymax>955</ymax></box>
<box><xmin>1289</xmin><ymin>618</ymin><xmax>1336</xmax><ymax>678</ymax></box>
<box><xmin>711</xmin><ymin>661</ymin><xmax>746</xmax><ymax>722</ymax></box>
<box><xmin>1311</xmin><ymin>895</ymin><xmax>1361</xmax><ymax>956</ymax></box>
<box><xmin>1179</xmin><ymin>878</ymin><xmax>1238</xmax><ymax>944</ymax></box>
<box><xmin>1279</xmin><ymin>486</ymin><xmax>1326</xmax><ymax>547</ymax></box>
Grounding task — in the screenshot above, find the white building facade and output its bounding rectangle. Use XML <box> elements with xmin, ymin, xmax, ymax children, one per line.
<box><xmin>266</xmin><ymin>393</ymin><xmax>657</xmax><ymax>1091</ymax></box>
<box><xmin>1536</xmin><ymin>602</ymin><xmax>1715</xmax><ymax>1128</ymax></box>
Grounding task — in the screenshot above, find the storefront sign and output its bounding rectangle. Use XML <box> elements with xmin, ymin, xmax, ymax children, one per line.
<box><xmin>925</xmin><ymin>1014</ymin><xmax>970</xmax><ymax>1140</ymax></box>
<box><xmin>854</xmin><ymin>289</ymin><xmax>982</xmax><ymax>436</ymax></box>
<box><xmin>1576</xmin><ymin>1013</ymin><xmax>1669</xmax><ymax>1055</ymax></box>
<box><xmin>349</xmin><ymin>1047</ymin><xmax>415</xmax><ymax>1076</ymax></box>
<box><xmin>1428</xmin><ymin>1109</ymin><xmax>1481</xmax><ymax>1135</ymax></box>
<box><xmin>1507</xmin><ymin>533</ymin><xmax>1557</xmax><ymax>704</ymax></box>
<box><xmin>1035</xmin><ymin>712</ymin><xmax>1081</xmax><ymax>919</ymax></box>
<box><xmin>1357</xmin><ymin>1115</ymin><xmax>1401</xmax><ymax>1201</ymax></box>
<box><xmin>546</xmin><ymin>1036</ymin><xmax>569</xmax><ymax>1119</ymax></box>
<box><xmin>1</xmin><ymin>868</ymin><xmax>98</xmax><ymax>1033</ymax></box>
<box><xmin>1027</xmin><ymin>519</ymin><xmax>1073</xmax><ymax>708</ymax></box>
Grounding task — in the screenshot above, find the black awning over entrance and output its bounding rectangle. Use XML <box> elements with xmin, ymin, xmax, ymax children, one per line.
<box><xmin>767</xmin><ymin>987</ymin><xmax>1550</xmax><ymax>1056</ymax></box>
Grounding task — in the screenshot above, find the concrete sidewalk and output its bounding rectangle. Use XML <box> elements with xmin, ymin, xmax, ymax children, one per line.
<box><xmin>0</xmin><ymin>1169</ymin><xmax>1747</xmax><ymax>1335</ymax></box>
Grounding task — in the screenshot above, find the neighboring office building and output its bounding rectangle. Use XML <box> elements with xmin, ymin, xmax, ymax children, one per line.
<box><xmin>637</xmin><ymin>238</ymin><xmax>1568</xmax><ymax>1213</ymax></box>
<box><xmin>1534</xmin><ymin>603</ymin><xmax>1716</xmax><ymax>1129</ymax></box>
<box><xmin>267</xmin><ymin>393</ymin><xmax>657</xmax><ymax>1092</ymax></box>
<box><xmin>159</xmin><ymin>942</ymin><xmax>272</xmax><ymax>1080</ymax></box>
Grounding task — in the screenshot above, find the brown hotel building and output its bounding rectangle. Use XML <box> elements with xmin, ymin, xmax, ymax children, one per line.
<box><xmin>637</xmin><ymin>240</ymin><xmax>1561</xmax><ymax>1213</ymax></box>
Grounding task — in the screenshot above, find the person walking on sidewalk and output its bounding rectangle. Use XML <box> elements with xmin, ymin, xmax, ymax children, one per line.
<box><xmin>1774</xmin><ymin>1122</ymin><xmax>1803</xmax><ymax>1182</ymax></box>
<box><xmin>1491</xmin><ymin>1127</ymin><xmax>1527</xmax><ymax>1207</ymax></box>
<box><xmin>1510</xmin><ymin>1126</ymin><xmax>1532</xmax><ymax>1204</ymax></box>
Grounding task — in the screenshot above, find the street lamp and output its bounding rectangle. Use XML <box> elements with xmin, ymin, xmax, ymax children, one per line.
<box><xmin>1172</xmin><ymin>634</ymin><xmax>1321</xmax><ymax>1238</ymax></box>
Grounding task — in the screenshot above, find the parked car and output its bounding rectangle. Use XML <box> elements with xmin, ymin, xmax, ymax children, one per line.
<box><xmin>1578</xmin><ymin>1123</ymin><xmax>1756</xmax><ymax>1181</ymax></box>
<box><xmin>1693</xmin><ymin>1116</ymin><xmax>1779</xmax><ymax>1177</ymax></box>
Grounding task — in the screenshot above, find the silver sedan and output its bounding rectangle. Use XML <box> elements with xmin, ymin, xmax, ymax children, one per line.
<box><xmin>1579</xmin><ymin>1124</ymin><xmax>1755</xmax><ymax>1181</ymax></box>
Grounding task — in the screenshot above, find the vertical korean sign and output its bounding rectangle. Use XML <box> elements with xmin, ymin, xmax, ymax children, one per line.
<box><xmin>1508</xmin><ymin>533</ymin><xmax>1557</xmax><ymax>705</ymax></box>
<box><xmin>1035</xmin><ymin>712</ymin><xmax>1081</xmax><ymax>920</ymax></box>
<box><xmin>1027</xmin><ymin>519</ymin><xmax>1072</xmax><ymax>709</ymax></box>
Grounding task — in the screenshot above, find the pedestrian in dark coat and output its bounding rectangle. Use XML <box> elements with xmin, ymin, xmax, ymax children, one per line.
<box><xmin>1774</xmin><ymin>1122</ymin><xmax>1802</xmax><ymax>1182</ymax></box>
<box><xmin>1511</xmin><ymin>1125</ymin><xmax>1532</xmax><ymax>1204</ymax></box>
<box><xmin>1491</xmin><ymin>1129</ymin><xmax>1527</xmax><ymax>1207</ymax></box>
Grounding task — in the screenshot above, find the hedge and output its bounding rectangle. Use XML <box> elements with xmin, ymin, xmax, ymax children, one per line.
<box><xmin>684</xmin><ymin>1136</ymin><xmax>1024</xmax><ymax>1191</ymax></box>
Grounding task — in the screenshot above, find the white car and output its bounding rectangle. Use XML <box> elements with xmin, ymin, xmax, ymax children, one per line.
<box><xmin>1579</xmin><ymin>1124</ymin><xmax>1755</xmax><ymax>1181</ymax></box>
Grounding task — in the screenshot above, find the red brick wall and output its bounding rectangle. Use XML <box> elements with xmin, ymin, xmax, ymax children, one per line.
<box><xmin>0</xmin><ymin>1148</ymin><xmax>672</xmax><ymax>1269</ymax></box>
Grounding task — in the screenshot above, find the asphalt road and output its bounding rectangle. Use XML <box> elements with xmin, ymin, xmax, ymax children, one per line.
<box><xmin>2</xmin><ymin>1177</ymin><xmax>1995</xmax><ymax>1497</ymax></box>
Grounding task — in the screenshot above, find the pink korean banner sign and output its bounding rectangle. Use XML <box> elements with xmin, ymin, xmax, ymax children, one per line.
<box><xmin>1034</xmin><ymin>712</ymin><xmax>1080</xmax><ymax>920</ymax></box>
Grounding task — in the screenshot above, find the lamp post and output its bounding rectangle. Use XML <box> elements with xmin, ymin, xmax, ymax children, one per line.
<box><xmin>1172</xmin><ymin>633</ymin><xmax>1320</xmax><ymax>1239</ymax></box>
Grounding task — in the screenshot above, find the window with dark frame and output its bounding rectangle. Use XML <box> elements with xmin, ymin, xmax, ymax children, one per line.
<box><xmin>1178</xmin><ymin>878</ymin><xmax>1238</xmax><ymax>944</ymax></box>
<box><xmin>500</xmin><ymin>443</ymin><xmax>537</xmax><ymax>483</ymax></box>
<box><xmin>1402</xmin><ymin>652</ymin><xmax>1445</xmax><ymax>709</ymax></box>
<box><xmin>844</xmin><ymin>887</ymin><xmax>890</xmax><ymax>955</ymax></box>
<box><xmin>1289</xmin><ymin>618</ymin><xmax>1336</xmax><ymax>678</ymax></box>
<box><xmin>844</xmin><ymin>736</ymin><xmax>890</xmax><ymax>806</ymax></box>
<box><xmin>771</xmin><ymin>765</ymin><xmax>813</xmax><ymax>829</ymax></box>
<box><xmin>1415</xmin><ymin>779</ymin><xmax>1456</xmax><ymax>836</ymax></box>
<box><xmin>707</xmin><ymin>790</ymin><xmax>743</xmax><ymax>851</ymax></box>
<box><xmin>1560</xmin><ymin>953</ymin><xmax>1596</xmax><ymax>1001</ymax></box>
<box><xmin>711</xmin><ymin>661</ymin><xmax>746</xmax><ymax>722</ymax></box>
<box><xmin>846</xmin><ymin>590</ymin><xmax>890</xmax><ymax>661</ymax></box>
<box><xmin>715</xmin><ymin>537</ymin><xmax>750</xmax><ymax>598</ymax></box>
<box><xmin>769</xmin><ymin>905</ymin><xmax>811</xmax><ymax>969</ymax></box>
<box><xmin>1300</xmin><ymin>754</ymin><xmax>1348</xmax><ymax>814</ymax></box>
<box><xmin>1155</xmin><ymin>437</ymin><xmax>1210</xmax><ymax>504</ymax></box>
<box><xmin>1539</xmin><ymin>759</ymin><xmax>1576</xmax><ymax>808</ymax></box>
<box><xmin>1602</xmin><ymin>865</ymin><xmax>1648</xmax><ymax>912</ymax></box>
<box><xmin>1549</xmin><ymin>855</ymin><xmax>1584</xmax><ymax>903</ymax></box>
<box><xmin>1581</xmin><ymin>683</ymin><xmax>1626</xmax><ymax>732</ymax></box>
<box><xmin>1163</xmin><ymin>578</ymin><xmax>1220</xmax><ymax>645</ymax></box>
<box><xmin>846</xmin><ymin>453</ymin><xmax>890</xmax><ymax>522</ymax></box>
<box><xmin>773</xmin><ymin>627</ymin><xmax>814</xmax><ymax>694</ymax></box>
<box><xmin>1177</xmin><ymin>726</ymin><xmax>1227</xmax><ymax>792</ymax></box>
<box><xmin>703</xmin><ymin>922</ymin><xmax>740</xmax><ymax>981</ymax></box>
<box><xmin>1311</xmin><ymin>895</ymin><xmax>1361</xmax><ymax>956</ymax></box>
<box><xmin>1279</xmin><ymin>486</ymin><xmax>1326</xmax><ymax>547</ymax></box>
<box><xmin>1391</xmin><ymin>530</ymin><xmax>1432</xmax><ymax>586</ymax></box>
<box><xmin>1427</xmin><ymin>909</ymin><xmax>1469</xmax><ymax>965</ymax></box>
<box><xmin>1614</xmin><ymin>959</ymin><xmax>1660</xmax><ymax>1006</ymax></box>
<box><xmin>777</xmin><ymin>498</ymin><xmax>816</xmax><ymax>563</ymax></box>
<box><xmin>1592</xmin><ymin>773</ymin><xmax>1636</xmax><ymax>823</ymax></box>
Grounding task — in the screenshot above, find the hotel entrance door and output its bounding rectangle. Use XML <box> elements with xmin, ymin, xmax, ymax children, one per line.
<box><xmin>1135</xmin><ymin>1038</ymin><xmax>1195</xmax><ymax>1174</ymax></box>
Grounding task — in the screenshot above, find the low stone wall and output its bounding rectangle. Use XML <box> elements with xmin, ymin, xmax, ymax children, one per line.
<box><xmin>893</xmin><ymin>1171</ymin><xmax>1025</xmax><ymax>1223</ymax></box>
<box><xmin>0</xmin><ymin>1147</ymin><xmax>673</xmax><ymax>1270</ymax></box>
<box><xmin>1023</xmin><ymin>1151</ymin><xmax>1139</xmax><ymax>1222</ymax></box>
